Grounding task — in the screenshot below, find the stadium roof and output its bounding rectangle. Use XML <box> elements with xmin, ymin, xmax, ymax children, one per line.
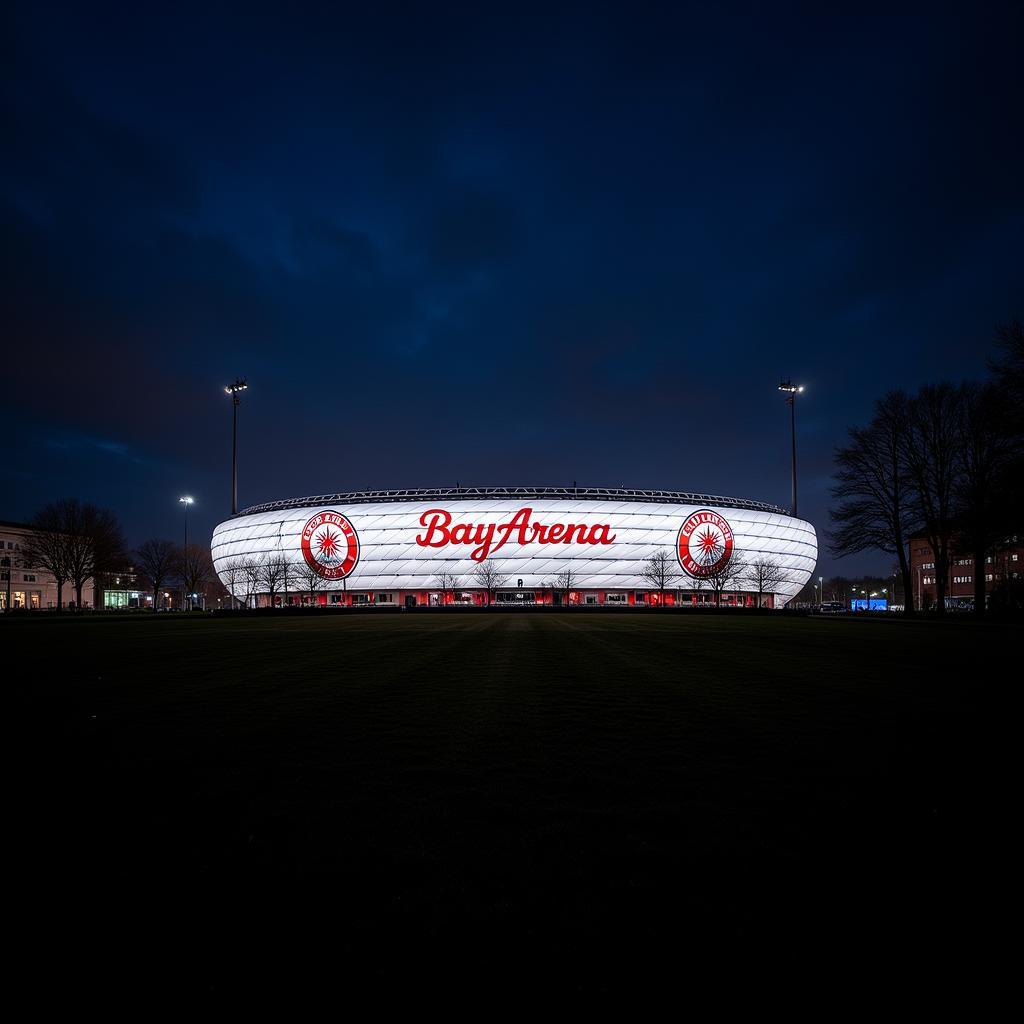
<box><xmin>237</xmin><ymin>486</ymin><xmax>792</xmax><ymax>518</ymax></box>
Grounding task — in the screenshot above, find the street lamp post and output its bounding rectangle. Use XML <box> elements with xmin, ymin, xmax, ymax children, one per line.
<box><xmin>778</xmin><ymin>380</ymin><xmax>805</xmax><ymax>517</ymax></box>
<box><xmin>179</xmin><ymin>496</ymin><xmax>193</xmax><ymax>610</ymax></box>
<box><xmin>224</xmin><ymin>378</ymin><xmax>248</xmax><ymax>515</ymax></box>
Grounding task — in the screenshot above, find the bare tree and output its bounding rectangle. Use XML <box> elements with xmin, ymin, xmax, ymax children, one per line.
<box><xmin>989</xmin><ymin>316</ymin><xmax>1024</xmax><ymax>420</ymax></box>
<box><xmin>704</xmin><ymin>554</ymin><xmax>748</xmax><ymax>607</ymax></box>
<box><xmin>824</xmin><ymin>575</ymin><xmax>849</xmax><ymax>604</ymax></box>
<box><xmin>26</xmin><ymin>499</ymin><xmax>125</xmax><ymax>610</ymax></box>
<box><xmin>177</xmin><ymin>544</ymin><xmax>215</xmax><ymax>611</ymax></box>
<box><xmin>23</xmin><ymin>503</ymin><xmax>71</xmax><ymax>609</ymax></box>
<box><xmin>295</xmin><ymin>558</ymin><xmax>324</xmax><ymax>606</ymax></box>
<box><xmin>433</xmin><ymin>569</ymin><xmax>462</xmax><ymax>605</ymax></box>
<box><xmin>685</xmin><ymin>573</ymin><xmax>707</xmax><ymax>606</ymax></box>
<box><xmin>281</xmin><ymin>557</ymin><xmax>294</xmax><ymax>606</ymax></box>
<box><xmin>218</xmin><ymin>558</ymin><xmax>247</xmax><ymax>609</ymax></box>
<box><xmin>472</xmin><ymin>560</ymin><xmax>508</xmax><ymax>605</ymax></box>
<box><xmin>201</xmin><ymin>571</ymin><xmax>232</xmax><ymax>610</ymax></box>
<box><xmin>830</xmin><ymin>390</ymin><xmax>917</xmax><ymax>615</ymax></box>
<box><xmin>640</xmin><ymin>548</ymin><xmax>681</xmax><ymax>606</ymax></box>
<box><xmin>241</xmin><ymin>557</ymin><xmax>262</xmax><ymax>609</ymax></box>
<box><xmin>746</xmin><ymin>558</ymin><xmax>789</xmax><ymax>608</ymax></box>
<box><xmin>900</xmin><ymin>384</ymin><xmax>963</xmax><ymax>615</ymax></box>
<box><xmin>551</xmin><ymin>568</ymin><xmax>579</xmax><ymax>607</ymax></box>
<box><xmin>258</xmin><ymin>554</ymin><xmax>292</xmax><ymax>608</ymax></box>
<box><xmin>135</xmin><ymin>539</ymin><xmax>178</xmax><ymax>610</ymax></box>
<box><xmin>63</xmin><ymin>500</ymin><xmax>126</xmax><ymax>609</ymax></box>
<box><xmin>955</xmin><ymin>380</ymin><xmax>1023</xmax><ymax>616</ymax></box>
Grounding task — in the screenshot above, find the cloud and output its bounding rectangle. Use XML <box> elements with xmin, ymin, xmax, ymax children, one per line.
<box><xmin>43</xmin><ymin>431</ymin><xmax>147</xmax><ymax>464</ymax></box>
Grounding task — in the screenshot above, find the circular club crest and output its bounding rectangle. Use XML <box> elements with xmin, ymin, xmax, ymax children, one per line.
<box><xmin>301</xmin><ymin>510</ymin><xmax>359</xmax><ymax>580</ymax></box>
<box><xmin>677</xmin><ymin>508</ymin><xmax>734</xmax><ymax>578</ymax></box>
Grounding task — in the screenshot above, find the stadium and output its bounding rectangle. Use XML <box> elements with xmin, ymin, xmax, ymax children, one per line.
<box><xmin>211</xmin><ymin>486</ymin><xmax>817</xmax><ymax>608</ymax></box>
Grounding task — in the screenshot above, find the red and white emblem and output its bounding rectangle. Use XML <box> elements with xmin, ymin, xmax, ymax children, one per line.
<box><xmin>301</xmin><ymin>510</ymin><xmax>359</xmax><ymax>580</ymax></box>
<box><xmin>677</xmin><ymin>508</ymin><xmax>734</xmax><ymax>577</ymax></box>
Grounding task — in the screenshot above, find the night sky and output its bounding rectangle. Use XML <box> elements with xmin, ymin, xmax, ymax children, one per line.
<box><xmin>3</xmin><ymin>5</ymin><xmax>1022</xmax><ymax>577</ymax></box>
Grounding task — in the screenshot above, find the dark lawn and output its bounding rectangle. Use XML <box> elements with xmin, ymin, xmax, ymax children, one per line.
<box><xmin>9</xmin><ymin>612</ymin><xmax>1015</xmax><ymax>993</ymax></box>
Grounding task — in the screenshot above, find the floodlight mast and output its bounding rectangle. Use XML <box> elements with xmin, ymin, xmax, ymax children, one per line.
<box><xmin>224</xmin><ymin>379</ymin><xmax>248</xmax><ymax>514</ymax></box>
<box><xmin>778</xmin><ymin>379</ymin><xmax>804</xmax><ymax>517</ymax></box>
<box><xmin>179</xmin><ymin>495</ymin><xmax>194</xmax><ymax>608</ymax></box>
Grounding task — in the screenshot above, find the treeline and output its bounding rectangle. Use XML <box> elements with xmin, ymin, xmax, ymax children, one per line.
<box><xmin>215</xmin><ymin>553</ymin><xmax>323</xmax><ymax>609</ymax></box>
<box><xmin>830</xmin><ymin>319</ymin><xmax>1023</xmax><ymax>616</ymax></box>
<box><xmin>22</xmin><ymin>498</ymin><xmax>219</xmax><ymax>610</ymax></box>
<box><xmin>792</xmin><ymin>573</ymin><xmax>904</xmax><ymax>607</ymax></box>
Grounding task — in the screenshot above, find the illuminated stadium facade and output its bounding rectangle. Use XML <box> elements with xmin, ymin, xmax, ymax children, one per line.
<box><xmin>211</xmin><ymin>486</ymin><xmax>818</xmax><ymax>608</ymax></box>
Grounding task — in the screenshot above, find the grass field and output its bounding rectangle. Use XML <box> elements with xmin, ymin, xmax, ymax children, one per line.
<box><xmin>9</xmin><ymin>611</ymin><xmax>1014</xmax><ymax>994</ymax></box>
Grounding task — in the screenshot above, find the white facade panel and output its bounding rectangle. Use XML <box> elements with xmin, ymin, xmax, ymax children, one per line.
<box><xmin>212</xmin><ymin>491</ymin><xmax>817</xmax><ymax>606</ymax></box>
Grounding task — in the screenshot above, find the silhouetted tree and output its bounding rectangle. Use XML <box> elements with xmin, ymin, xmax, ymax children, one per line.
<box><xmin>705</xmin><ymin>555</ymin><xmax>747</xmax><ymax>606</ymax></box>
<box><xmin>989</xmin><ymin>317</ymin><xmax>1024</xmax><ymax>423</ymax></box>
<box><xmin>258</xmin><ymin>554</ymin><xmax>292</xmax><ymax>608</ymax></box>
<box><xmin>900</xmin><ymin>384</ymin><xmax>962</xmax><ymax>615</ymax></box>
<box><xmin>177</xmin><ymin>544</ymin><xmax>215</xmax><ymax>610</ymax></box>
<box><xmin>640</xmin><ymin>548</ymin><xmax>681</xmax><ymax>606</ymax></box>
<box><xmin>551</xmin><ymin>568</ymin><xmax>579</xmax><ymax>606</ymax></box>
<box><xmin>241</xmin><ymin>557</ymin><xmax>262</xmax><ymax>608</ymax></box>
<box><xmin>685</xmin><ymin>573</ymin><xmax>707</xmax><ymax>605</ymax></box>
<box><xmin>218</xmin><ymin>558</ymin><xmax>247</xmax><ymax>609</ymax></box>
<box><xmin>296</xmin><ymin>558</ymin><xmax>324</xmax><ymax>605</ymax></box>
<box><xmin>830</xmin><ymin>390</ymin><xmax>917</xmax><ymax>615</ymax></box>
<box><xmin>33</xmin><ymin>499</ymin><xmax>126</xmax><ymax>609</ymax></box>
<box><xmin>472</xmin><ymin>560</ymin><xmax>508</xmax><ymax>605</ymax></box>
<box><xmin>433</xmin><ymin>570</ymin><xmax>462</xmax><ymax>605</ymax></box>
<box><xmin>23</xmin><ymin>504</ymin><xmax>71</xmax><ymax>609</ymax></box>
<box><xmin>746</xmin><ymin>558</ymin><xmax>788</xmax><ymax>608</ymax></box>
<box><xmin>135</xmin><ymin>539</ymin><xmax>178</xmax><ymax>611</ymax></box>
<box><xmin>955</xmin><ymin>380</ymin><xmax>1023</xmax><ymax>616</ymax></box>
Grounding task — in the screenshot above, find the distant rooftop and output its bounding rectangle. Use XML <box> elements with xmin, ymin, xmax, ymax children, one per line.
<box><xmin>237</xmin><ymin>486</ymin><xmax>792</xmax><ymax>518</ymax></box>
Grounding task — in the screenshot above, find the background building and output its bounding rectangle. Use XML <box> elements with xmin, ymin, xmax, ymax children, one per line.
<box><xmin>0</xmin><ymin>520</ymin><xmax>96</xmax><ymax>610</ymax></box>
<box><xmin>909</xmin><ymin>531</ymin><xmax>1023</xmax><ymax>610</ymax></box>
<box><xmin>94</xmin><ymin>569</ymin><xmax>146</xmax><ymax>610</ymax></box>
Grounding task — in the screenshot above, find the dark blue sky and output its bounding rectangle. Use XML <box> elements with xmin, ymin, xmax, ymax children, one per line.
<box><xmin>3</xmin><ymin>5</ymin><xmax>1022</xmax><ymax>576</ymax></box>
